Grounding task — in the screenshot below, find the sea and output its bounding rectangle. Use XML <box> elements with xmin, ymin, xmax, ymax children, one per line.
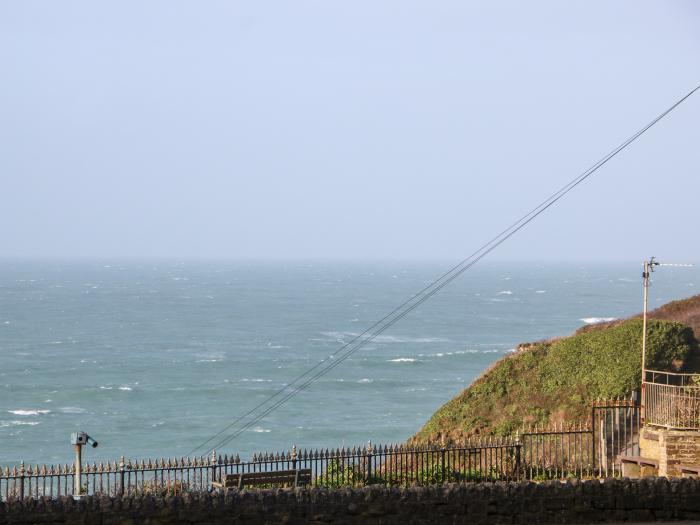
<box><xmin>1</xmin><ymin>260</ymin><xmax>697</xmax><ymax>466</ymax></box>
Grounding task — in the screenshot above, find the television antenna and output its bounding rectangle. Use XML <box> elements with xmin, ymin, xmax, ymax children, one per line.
<box><xmin>641</xmin><ymin>257</ymin><xmax>694</xmax><ymax>402</ymax></box>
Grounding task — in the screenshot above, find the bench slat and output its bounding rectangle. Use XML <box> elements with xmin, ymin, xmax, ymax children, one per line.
<box><xmin>213</xmin><ymin>469</ymin><xmax>312</xmax><ymax>491</ymax></box>
<box><xmin>618</xmin><ymin>456</ymin><xmax>659</xmax><ymax>468</ymax></box>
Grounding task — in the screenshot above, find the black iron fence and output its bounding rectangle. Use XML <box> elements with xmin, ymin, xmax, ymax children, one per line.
<box><xmin>515</xmin><ymin>398</ymin><xmax>641</xmax><ymax>480</ymax></box>
<box><xmin>0</xmin><ymin>400</ymin><xmax>643</xmax><ymax>500</ymax></box>
<box><xmin>1</xmin><ymin>440</ymin><xmax>522</xmax><ymax>500</ymax></box>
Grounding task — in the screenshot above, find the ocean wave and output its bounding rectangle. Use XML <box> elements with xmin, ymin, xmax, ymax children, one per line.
<box><xmin>118</xmin><ymin>386</ymin><xmax>132</xmax><ymax>391</ymax></box>
<box><xmin>0</xmin><ymin>420</ymin><xmax>40</xmax><ymax>427</ymax></box>
<box><xmin>8</xmin><ymin>409</ymin><xmax>50</xmax><ymax>416</ymax></box>
<box><xmin>357</xmin><ymin>378</ymin><xmax>373</xmax><ymax>384</ymax></box>
<box><xmin>59</xmin><ymin>406</ymin><xmax>86</xmax><ymax>414</ymax></box>
<box><xmin>497</xmin><ymin>290</ymin><xmax>513</xmax><ymax>295</ymax></box>
<box><xmin>535</xmin><ymin>290</ymin><xmax>547</xmax><ymax>294</ymax></box>
<box><xmin>240</xmin><ymin>378</ymin><xmax>272</xmax><ymax>382</ymax></box>
<box><xmin>419</xmin><ymin>349</ymin><xmax>504</xmax><ymax>358</ymax></box>
<box><xmin>321</xmin><ymin>331</ymin><xmax>448</xmax><ymax>344</ymax></box>
<box><xmin>251</xmin><ymin>427</ymin><xmax>271</xmax><ymax>433</ymax></box>
<box><xmin>580</xmin><ymin>317</ymin><xmax>617</xmax><ymax>325</ymax></box>
<box><xmin>387</xmin><ymin>358</ymin><xmax>417</xmax><ymax>363</ymax></box>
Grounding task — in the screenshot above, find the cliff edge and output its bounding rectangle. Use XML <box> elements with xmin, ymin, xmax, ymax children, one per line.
<box><xmin>411</xmin><ymin>294</ymin><xmax>700</xmax><ymax>445</ymax></box>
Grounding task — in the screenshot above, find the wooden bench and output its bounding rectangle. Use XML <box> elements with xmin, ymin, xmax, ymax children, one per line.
<box><xmin>618</xmin><ymin>456</ymin><xmax>659</xmax><ymax>478</ymax></box>
<box><xmin>680</xmin><ymin>465</ymin><xmax>700</xmax><ymax>478</ymax></box>
<box><xmin>212</xmin><ymin>468</ymin><xmax>312</xmax><ymax>491</ymax></box>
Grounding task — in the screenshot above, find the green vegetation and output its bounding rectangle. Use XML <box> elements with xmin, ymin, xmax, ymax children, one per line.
<box><xmin>412</xmin><ymin>318</ymin><xmax>698</xmax><ymax>444</ymax></box>
<box><xmin>315</xmin><ymin>459</ymin><xmax>506</xmax><ymax>487</ymax></box>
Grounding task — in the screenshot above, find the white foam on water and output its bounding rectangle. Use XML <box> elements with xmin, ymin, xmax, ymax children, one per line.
<box><xmin>580</xmin><ymin>317</ymin><xmax>617</xmax><ymax>325</ymax></box>
<box><xmin>387</xmin><ymin>358</ymin><xmax>417</xmax><ymax>363</ymax></box>
<box><xmin>118</xmin><ymin>386</ymin><xmax>132</xmax><ymax>391</ymax></box>
<box><xmin>8</xmin><ymin>409</ymin><xmax>50</xmax><ymax>416</ymax></box>
<box><xmin>59</xmin><ymin>406</ymin><xmax>86</xmax><ymax>414</ymax></box>
<box><xmin>240</xmin><ymin>378</ymin><xmax>272</xmax><ymax>382</ymax></box>
<box><xmin>321</xmin><ymin>331</ymin><xmax>448</xmax><ymax>344</ymax></box>
<box><xmin>0</xmin><ymin>421</ymin><xmax>40</xmax><ymax>427</ymax></box>
<box><xmin>497</xmin><ymin>290</ymin><xmax>513</xmax><ymax>295</ymax></box>
<box><xmin>535</xmin><ymin>290</ymin><xmax>547</xmax><ymax>294</ymax></box>
<box><xmin>357</xmin><ymin>378</ymin><xmax>373</xmax><ymax>384</ymax></box>
<box><xmin>251</xmin><ymin>427</ymin><xmax>271</xmax><ymax>433</ymax></box>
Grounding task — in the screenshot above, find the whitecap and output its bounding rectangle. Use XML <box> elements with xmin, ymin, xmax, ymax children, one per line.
<box><xmin>118</xmin><ymin>386</ymin><xmax>132</xmax><ymax>391</ymax></box>
<box><xmin>535</xmin><ymin>290</ymin><xmax>547</xmax><ymax>294</ymax></box>
<box><xmin>240</xmin><ymin>378</ymin><xmax>272</xmax><ymax>382</ymax></box>
<box><xmin>357</xmin><ymin>378</ymin><xmax>373</xmax><ymax>384</ymax></box>
<box><xmin>387</xmin><ymin>358</ymin><xmax>417</xmax><ymax>363</ymax></box>
<box><xmin>8</xmin><ymin>409</ymin><xmax>50</xmax><ymax>416</ymax></box>
<box><xmin>497</xmin><ymin>290</ymin><xmax>513</xmax><ymax>295</ymax></box>
<box><xmin>0</xmin><ymin>420</ymin><xmax>40</xmax><ymax>427</ymax></box>
<box><xmin>320</xmin><ymin>331</ymin><xmax>447</xmax><ymax>344</ymax></box>
<box><xmin>59</xmin><ymin>406</ymin><xmax>86</xmax><ymax>414</ymax></box>
<box><xmin>580</xmin><ymin>317</ymin><xmax>617</xmax><ymax>325</ymax></box>
<box><xmin>251</xmin><ymin>427</ymin><xmax>271</xmax><ymax>433</ymax></box>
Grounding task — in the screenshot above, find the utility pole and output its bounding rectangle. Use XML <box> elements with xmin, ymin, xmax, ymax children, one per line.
<box><xmin>640</xmin><ymin>257</ymin><xmax>693</xmax><ymax>419</ymax></box>
<box><xmin>641</xmin><ymin>257</ymin><xmax>658</xmax><ymax>389</ymax></box>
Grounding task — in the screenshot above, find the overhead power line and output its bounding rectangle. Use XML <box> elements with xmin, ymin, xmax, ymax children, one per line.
<box><xmin>189</xmin><ymin>83</ymin><xmax>700</xmax><ymax>457</ymax></box>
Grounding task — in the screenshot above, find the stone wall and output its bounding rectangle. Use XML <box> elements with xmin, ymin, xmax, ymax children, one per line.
<box><xmin>3</xmin><ymin>478</ymin><xmax>700</xmax><ymax>524</ymax></box>
<box><xmin>640</xmin><ymin>426</ymin><xmax>700</xmax><ymax>477</ymax></box>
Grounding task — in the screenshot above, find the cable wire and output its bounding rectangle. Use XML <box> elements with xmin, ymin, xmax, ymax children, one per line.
<box><xmin>191</xmin><ymin>83</ymin><xmax>700</xmax><ymax>457</ymax></box>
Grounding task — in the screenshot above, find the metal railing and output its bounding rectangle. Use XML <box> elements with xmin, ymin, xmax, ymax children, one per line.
<box><xmin>644</xmin><ymin>370</ymin><xmax>700</xmax><ymax>430</ymax></box>
<box><xmin>0</xmin><ymin>400</ymin><xmax>644</xmax><ymax>500</ymax></box>
<box><xmin>517</xmin><ymin>399</ymin><xmax>640</xmax><ymax>480</ymax></box>
<box><xmin>1</xmin><ymin>440</ymin><xmax>521</xmax><ymax>500</ymax></box>
<box><xmin>520</xmin><ymin>424</ymin><xmax>593</xmax><ymax>479</ymax></box>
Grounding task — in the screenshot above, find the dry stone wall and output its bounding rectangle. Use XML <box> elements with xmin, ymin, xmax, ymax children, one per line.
<box><xmin>2</xmin><ymin>477</ymin><xmax>700</xmax><ymax>524</ymax></box>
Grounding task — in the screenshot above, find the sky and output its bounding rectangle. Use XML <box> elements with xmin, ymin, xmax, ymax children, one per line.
<box><xmin>1</xmin><ymin>1</ymin><xmax>699</xmax><ymax>261</ymax></box>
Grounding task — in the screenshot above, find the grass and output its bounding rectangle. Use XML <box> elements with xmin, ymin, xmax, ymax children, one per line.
<box><xmin>411</xmin><ymin>317</ymin><xmax>698</xmax><ymax>444</ymax></box>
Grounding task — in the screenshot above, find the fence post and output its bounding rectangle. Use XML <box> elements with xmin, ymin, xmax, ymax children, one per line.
<box><xmin>211</xmin><ymin>450</ymin><xmax>217</xmax><ymax>484</ymax></box>
<box><xmin>292</xmin><ymin>445</ymin><xmax>297</xmax><ymax>471</ymax></box>
<box><xmin>591</xmin><ymin>403</ymin><xmax>596</xmax><ymax>476</ymax></box>
<box><xmin>440</xmin><ymin>435</ymin><xmax>446</xmax><ymax>483</ymax></box>
<box><xmin>366</xmin><ymin>441</ymin><xmax>373</xmax><ymax>484</ymax></box>
<box><xmin>119</xmin><ymin>456</ymin><xmax>125</xmax><ymax>497</ymax></box>
<box><xmin>514</xmin><ymin>432</ymin><xmax>522</xmax><ymax>481</ymax></box>
<box><xmin>19</xmin><ymin>461</ymin><xmax>25</xmax><ymax>500</ymax></box>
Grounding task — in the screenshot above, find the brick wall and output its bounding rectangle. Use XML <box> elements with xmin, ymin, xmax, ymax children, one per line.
<box><xmin>2</xmin><ymin>478</ymin><xmax>700</xmax><ymax>524</ymax></box>
<box><xmin>640</xmin><ymin>427</ymin><xmax>700</xmax><ymax>477</ymax></box>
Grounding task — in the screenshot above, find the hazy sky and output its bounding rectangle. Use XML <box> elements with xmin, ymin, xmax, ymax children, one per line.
<box><xmin>1</xmin><ymin>1</ymin><xmax>698</xmax><ymax>261</ymax></box>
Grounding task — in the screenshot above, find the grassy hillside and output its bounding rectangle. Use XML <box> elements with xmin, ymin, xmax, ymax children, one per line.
<box><xmin>411</xmin><ymin>317</ymin><xmax>698</xmax><ymax>445</ymax></box>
